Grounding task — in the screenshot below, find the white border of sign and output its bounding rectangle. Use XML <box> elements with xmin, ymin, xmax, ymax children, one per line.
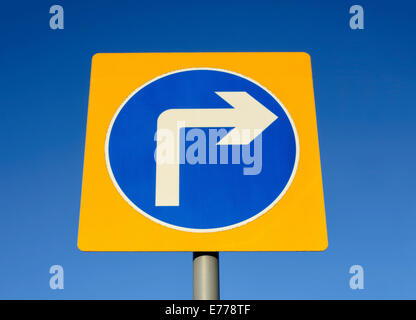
<box><xmin>105</xmin><ymin>68</ymin><xmax>300</xmax><ymax>233</ymax></box>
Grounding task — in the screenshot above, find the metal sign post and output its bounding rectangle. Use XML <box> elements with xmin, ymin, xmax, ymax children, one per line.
<box><xmin>193</xmin><ymin>252</ymin><xmax>219</xmax><ymax>300</ymax></box>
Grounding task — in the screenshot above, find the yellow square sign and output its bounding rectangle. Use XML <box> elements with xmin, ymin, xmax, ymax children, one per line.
<box><xmin>78</xmin><ymin>52</ymin><xmax>327</xmax><ymax>251</ymax></box>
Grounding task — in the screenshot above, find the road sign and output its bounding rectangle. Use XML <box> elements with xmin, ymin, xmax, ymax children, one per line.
<box><xmin>78</xmin><ymin>52</ymin><xmax>327</xmax><ymax>251</ymax></box>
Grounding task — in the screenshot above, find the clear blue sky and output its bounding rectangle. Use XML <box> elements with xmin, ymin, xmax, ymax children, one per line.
<box><xmin>0</xmin><ymin>0</ymin><xmax>415</xmax><ymax>299</ymax></box>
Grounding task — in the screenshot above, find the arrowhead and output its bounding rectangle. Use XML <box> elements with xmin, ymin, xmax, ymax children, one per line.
<box><xmin>215</xmin><ymin>92</ymin><xmax>278</xmax><ymax>145</ymax></box>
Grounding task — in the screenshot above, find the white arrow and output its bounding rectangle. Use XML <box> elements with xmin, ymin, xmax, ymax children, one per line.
<box><xmin>155</xmin><ymin>91</ymin><xmax>277</xmax><ymax>206</ymax></box>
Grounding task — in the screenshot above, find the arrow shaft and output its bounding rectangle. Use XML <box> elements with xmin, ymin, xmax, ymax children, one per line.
<box><xmin>155</xmin><ymin>108</ymin><xmax>236</xmax><ymax>207</ymax></box>
<box><xmin>158</xmin><ymin>108</ymin><xmax>237</xmax><ymax>128</ymax></box>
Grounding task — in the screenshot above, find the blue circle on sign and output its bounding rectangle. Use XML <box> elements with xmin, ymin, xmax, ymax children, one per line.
<box><xmin>106</xmin><ymin>68</ymin><xmax>299</xmax><ymax>232</ymax></box>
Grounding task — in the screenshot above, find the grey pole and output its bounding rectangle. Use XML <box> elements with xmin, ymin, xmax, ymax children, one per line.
<box><xmin>193</xmin><ymin>252</ymin><xmax>219</xmax><ymax>300</ymax></box>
